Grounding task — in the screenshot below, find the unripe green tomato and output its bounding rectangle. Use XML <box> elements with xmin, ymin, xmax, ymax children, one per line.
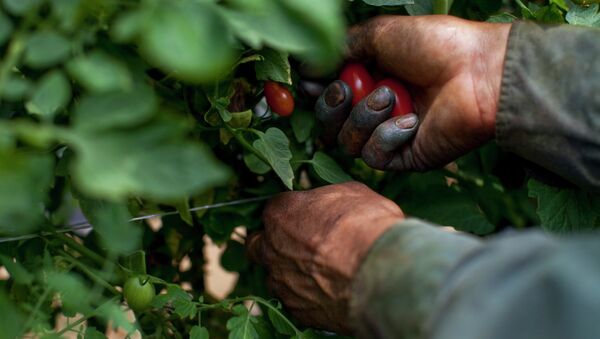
<box><xmin>123</xmin><ymin>276</ymin><xmax>155</xmax><ymax>312</ymax></box>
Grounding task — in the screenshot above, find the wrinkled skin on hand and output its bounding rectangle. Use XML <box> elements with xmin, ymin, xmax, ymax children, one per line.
<box><xmin>317</xmin><ymin>15</ymin><xmax>511</xmax><ymax>171</ymax></box>
<box><xmin>247</xmin><ymin>182</ymin><xmax>403</xmax><ymax>334</ymax></box>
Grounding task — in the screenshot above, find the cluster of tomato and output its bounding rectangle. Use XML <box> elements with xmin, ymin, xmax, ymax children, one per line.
<box><xmin>262</xmin><ymin>63</ymin><xmax>413</xmax><ymax>118</ymax></box>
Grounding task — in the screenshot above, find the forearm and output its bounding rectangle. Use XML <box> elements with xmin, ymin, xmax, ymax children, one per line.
<box><xmin>351</xmin><ymin>219</ymin><xmax>600</xmax><ymax>339</ymax></box>
<box><xmin>496</xmin><ymin>21</ymin><xmax>600</xmax><ymax>192</ymax></box>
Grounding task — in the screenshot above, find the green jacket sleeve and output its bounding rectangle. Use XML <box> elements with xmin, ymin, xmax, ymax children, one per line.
<box><xmin>496</xmin><ymin>21</ymin><xmax>600</xmax><ymax>192</ymax></box>
<box><xmin>351</xmin><ymin>219</ymin><xmax>600</xmax><ymax>339</ymax></box>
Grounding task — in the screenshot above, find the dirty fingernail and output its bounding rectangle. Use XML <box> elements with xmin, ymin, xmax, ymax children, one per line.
<box><xmin>367</xmin><ymin>87</ymin><xmax>393</xmax><ymax>111</ymax></box>
<box><xmin>324</xmin><ymin>81</ymin><xmax>346</xmax><ymax>107</ymax></box>
<box><xmin>395</xmin><ymin>113</ymin><xmax>418</xmax><ymax>129</ymax></box>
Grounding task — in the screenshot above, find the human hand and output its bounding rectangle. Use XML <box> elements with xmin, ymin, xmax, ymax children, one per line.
<box><xmin>246</xmin><ymin>182</ymin><xmax>403</xmax><ymax>333</ymax></box>
<box><xmin>316</xmin><ymin>15</ymin><xmax>511</xmax><ymax>170</ymax></box>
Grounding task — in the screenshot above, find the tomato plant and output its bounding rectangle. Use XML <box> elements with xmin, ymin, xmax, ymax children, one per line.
<box><xmin>0</xmin><ymin>0</ymin><xmax>597</xmax><ymax>338</ymax></box>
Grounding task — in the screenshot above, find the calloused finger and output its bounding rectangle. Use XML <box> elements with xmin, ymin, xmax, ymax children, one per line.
<box><xmin>315</xmin><ymin>80</ymin><xmax>353</xmax><ymax>144</ymax></box>
<box><xmin>338</xmin><ymin>86</ymin><xmax>395</xmax><ymax>156</ymax></box>
<box><xmin>361</xmin><ymin>113</ymin><xmax>419</xmax><ymax>170</ymax></box>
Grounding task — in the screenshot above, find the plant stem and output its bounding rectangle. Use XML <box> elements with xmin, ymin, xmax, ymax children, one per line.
<box><xmin>58</xmin><ymin>250</ymin><xmax>120</xmax><ymax>296</ymax></box>
<box><xmin>20</xmin><ymin>287</ymin><xmax>52</xmax><ymax>335</ymax></box>
<box><xmin>433</xmin><ymin>0</ymin><xmax>453</xmax><ymax>14</ymax></box>
<box><xmin>224</xmin><ymin>124</ymin><xmax>270</xmax><ymax>164</ymax></box>
<box><xmin>56</xmin><ymin>297</ymin><xmax>120</xmax><ymax>336</ymax></box>
<box><xmin>56</xmin><ymin>233</ymin><xmax>106</xmax><ymax>267</ymax></box>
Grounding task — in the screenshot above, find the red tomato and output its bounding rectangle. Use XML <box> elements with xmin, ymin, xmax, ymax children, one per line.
<box><xmin>339</xmin><ymin>63</ymin><xmax>375</xmax><ymax>106</ymax></box>
<box><xmin>264</xmin><ymin>81</ymin><xmax>294</xmax><ymax>117</ymax></box>
<box><xmin>376</xmin><ymin>78</ymin><xmax>413</xmax><ymax>117</ymax></box>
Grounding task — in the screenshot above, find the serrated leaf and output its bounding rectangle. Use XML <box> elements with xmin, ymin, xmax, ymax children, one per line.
<box><xmin>78</xmin><ymin>199</ymin><xmax>142</xmax><ymax>254</ymax></box>
<box><xmin>138</xmin><ymin>2</ymin><xmax>236</xmax><ymax>83</ymax></box>
<box><xmin>253</xmin><ymin>128</ymin><xmax>294</xmax><ymax>190</ymax></box>
<box><xmin>528</xmin><ymin>179</ymin><xmax>600</xmax><ymax>232</ymax></box>
<box><xmin>26</xmin><ymin>70</ymin><xmax>71</xmax><ymax>120</ymax></box>
<box><xmin>190</xmin><ymin>326</ymin><xmax>210</xmax><ymax>339</ymax></box>
<box><xmin>309</xmin><ymin>152</ymin><xmax>352</xmax><ymax>184</ymax></box>
<box><xmin>227</xmin><ymin>305</ymin><xmax>259</xmax><ymax>339</ymax></box>
<box><xmin>255</xmin><ymin>48</ymin><xmax>291</xmax><ymax>84</ymax></box>
<box><xmin>73</xmin><ymin>85</ymin><xmax>157</xmax><ymax>131</ymax></box>
<box><xmin>67</xmin><ymin>51</ymin><xmax>132</xmax><ymax>92</ymax></box>
<box><xmin>24</xmin><ymin>31</ymin><xmax>71</xmax><ymax>68</ymax></box>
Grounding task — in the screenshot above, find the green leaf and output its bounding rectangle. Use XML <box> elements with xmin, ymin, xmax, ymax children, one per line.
<box><xmin>221</xmin><ymin>240</ymin><xmax>249</xmax><ymax>272</ymax></box>
<box><xmin>190</xmin><ymin>326</ymin><xmax>210</xmax><ymax>339</ymax></box>
<box><xmin>172</xmin><ymin>198</ymin><xmax>193</xmax><ymax>226</ymax></box>
<box><xmin>308</xmin><ymin>152</ymin><xmax>352</xmax><ymax>184</ymax></box>
<box><xmin>122</xmin><ymin>250</ymin><xmax>147</xmax><ymax>276</ymax></box>
<box><xmin>25</xmin><ymin>70</ymin><xmax>71</xmax><ymax>120</ymax></box>
<box><xmin>51</xmin><ymin>0</ymin><xmax>83</xmax><ymax>32</ymax></box>
<box><xmin>73</xmin><ymin>85</ymin><xmax>157</xmax><ymax>131</ymax></box>
<box><xmin>361</xmin><ymin>0</ymin><xmax>412</xmax><ymax>5</ymax></box>
<box><xmin>0</xmin><ymin>11</ymin><xmax>13</xmax><ymax>46</ymax></box>
<box><xmin>487</xmin><ymin>13</ymin><xmax>518</xmax><ymax>22</ymax></box>
<box><xmin>67</xmin><ymin>118</ymin><xmax>230</xmax><ymax>201</ymax></box>
<box><xmin>1</xmin><ymin>75</ymin><xmax>31</xmax><ymax>101</ymax></box>
<box><xmin>78</xmin><ymin>199</ymin><xmax>142</xmax><ymax>254</ymax></box>
<box><xmin>528</xmin><ymin>179</ymin><xmax>600</xmax><ymax>232</ymax></box>
<box><xmin>0</xmin><ymin>150</ymin><xmax>53</xmax><ymax>235</ymax></box>
<box><xmin>255</xmin><ymin>48</ymin><xmax>291</xmax><ymax>84</ymax></box>
<box><xmin>96</xmin><ymin>301</ymin><xmax>137</xmax><ymax>333</ymax></box>
<box><xmin>244</xmin><ymin>153</ymin><xmax>271</xmax><ymax>175</ymax></box>
<box><xmin>67</xmin><ymin>51</ymin><xmax>132</xmax><ymax>92</ymax></box>
<box><xmin>47</xmin><ymin>271</ymin><xmax>93</xmax><ymax>314</ymax></box>
<box><xmin>566</xmin><ymin>3</ymin><xmax>600</xmax><ymax>26</ymax></box>
<box><xmin>24</xmin><ymin>31</ymin><xmax>71</xmax><ymax>68</ymax></box>
<box><xmin>267</xmin><ymin>307</ymin><xmax>295</xmax><ymax>336</ymax></box>
<box><xmin>84</xmin><ymin>328</ymin><xmax>107</xmax><ymax>339</ymax></box>
<box><xmin>227</xmin><ymin>305</ymin><xmax>259</xmax><ymax>339</ymax></box>
<box><xmin>138</xmin><ymin>2</ymin><xmax>236</xmax><ymax>83</ymax></box>
<box><xmin>290</xmin><ymin>109</ymin><xmax>314</xmax><ymax>143</ymax></box>
<box><xmin>2</xmin><ymin>0</ymin><xmax>41</xmax><ymax>15</ymax></box>
<box><xmin>222</xmin><ymin>0</ymin><xmax>344</xmax><ymax>69</ymax></box>
<box><xmin>0</xmin><ymin>255</ymin><xmax>33</xmax><ymax>285</ymax></box>
<box><xmin>405</xmin><ymin>0</ymin><xmax>433</xmax><ymax>15</ymax></box>
<box><xmin>0</xmin><ymin>291</ymin><xmax>25</xmax><ymax>338</ymax></box>
<box><xmin>253</xmin><ymin>128</ymin><xmax>294</xmax><ymax>190</ymax></box>
<box><xmin>221</xmin><ymin>110</ymin><xmax>253</xmax><ymax>144</ymax></box>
